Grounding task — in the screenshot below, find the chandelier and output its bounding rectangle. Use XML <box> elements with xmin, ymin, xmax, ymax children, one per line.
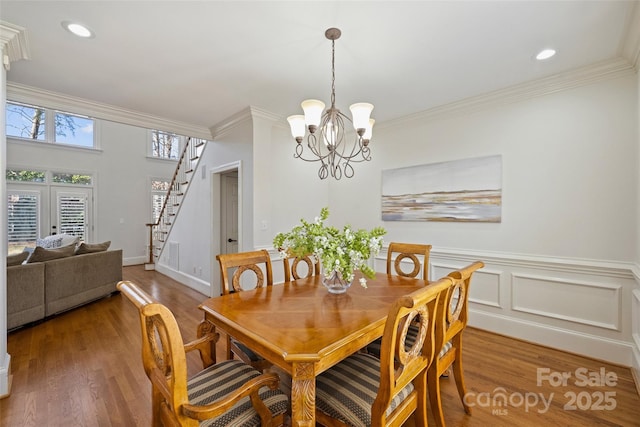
<box><xmin>287</xmin><ymin>28</ymin><xmax>375</xmax><ymax>180</ymax></box>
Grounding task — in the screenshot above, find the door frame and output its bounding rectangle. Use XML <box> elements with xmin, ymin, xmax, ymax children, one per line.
<box><xmin>211</xmin><ymin>160</ymin><xmax>242</xmax><ymax>297</ymax></box>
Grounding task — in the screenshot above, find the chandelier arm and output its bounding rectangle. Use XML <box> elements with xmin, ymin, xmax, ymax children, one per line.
<box><xmin>295</xmin><ymin>133</ymin><xmax>333</xmax><ymax>163</ymax></box>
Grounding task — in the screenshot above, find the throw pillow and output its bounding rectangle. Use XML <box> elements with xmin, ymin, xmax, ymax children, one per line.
<box><xmin>58</xmin><ymin>234</ymin><xmax>81</xmax><ymax>248</ymax></box>
<box><xmin>27</xmin><ymin>245</ymin><xmax>75</xmax><ymax>263</ymax></box>
<box><xmin>75</xmin><ymin>241</ymin><xmax>111</xmax><ymax>255</ymax></box>
<box><xmin>7</xmin><ymin>251</ymin><xmax>29</xmax><ymax>266</ymax></box>
<box><xmin>36</xmin><ymin>235</ymin><xmax>64</xmax><ymax>249</ymax></box>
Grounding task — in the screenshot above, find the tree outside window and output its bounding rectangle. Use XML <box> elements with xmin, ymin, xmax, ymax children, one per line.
<box><xmin>6</xmin><ymin>102</ymin><xmax>95</xmax><ymax>148</ymax></box>
<box><xmin>151</xmin><ymin>130</ymin><xmax>180</xmax><ymax>160</ymax></box>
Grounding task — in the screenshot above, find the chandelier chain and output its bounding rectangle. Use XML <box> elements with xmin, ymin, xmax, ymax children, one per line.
<box><xmin>330</xmin><ymin>39</ymin><xmax>336</xmax><ymax>109</ymax></box>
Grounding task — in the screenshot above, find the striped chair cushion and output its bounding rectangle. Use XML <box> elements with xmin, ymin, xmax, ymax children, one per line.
<box><xmin>232</xmin><ymin>339</ymin><xmax>264</xmax><ymax>362</ymax></box>
<box><xmin>366</xmin><ymin>324</ymin><xmax>453</xmax><ymax>360</ymax></box>
<box><xmin>316</xmin><ymin>353</ymin><xmax>414</xmax><ymax>427</ymax></box>
<box><xmin>187</xmin><ymin>360</ymin><xmax>289</xmax><ymax>427</ymax></box>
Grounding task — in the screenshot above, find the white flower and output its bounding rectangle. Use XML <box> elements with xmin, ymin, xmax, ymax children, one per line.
<box><xmin>359</xmin><ymin>277</ymin><xmax>368</xmax><ymax>288</ymax></box>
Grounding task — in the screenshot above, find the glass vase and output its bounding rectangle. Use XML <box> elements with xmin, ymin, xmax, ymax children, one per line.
<box><xmin>321</xmin><ymin>265</ymin><xmax>353</xmax><ymax>294</ymax></box>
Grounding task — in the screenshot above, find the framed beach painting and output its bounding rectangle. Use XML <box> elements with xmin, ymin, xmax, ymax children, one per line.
<box><xmin>381</xmin><ymin>155</ymin><xmax>502</xmax><ymax>222</ymax></box>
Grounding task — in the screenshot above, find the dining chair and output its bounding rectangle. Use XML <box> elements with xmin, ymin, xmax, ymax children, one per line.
<box><xmin>117</xmin><ymin>280</ymin><xmax>289</xmax><ymax>427</ymax></box>
<box><xmin>283</xmin><ymin>252</ymin><xmax>320</xmax><ymax>282</ymax></box>
<box><xmin>428</xmin><ymin>261</ymin><xmax>484</xmax><ymax>427</ymax></box>
<box><xmin>216</xmin><ymin>249</ymin><xmax>274</xmax><ymax>372</ymax></box>
<box><xmin>366</xmin><ymin>242</ymin><xmax>433</xmax><ymax>357</ymax></box>
<box><xmin>314</xmin><ymin>276</ymin><xmax>455</xmax><ymax>427</ymax></box>
<box><xmin>386</xmin><ymin>242</ymin><xmax>433</xmax><ymax>281</ymax></box>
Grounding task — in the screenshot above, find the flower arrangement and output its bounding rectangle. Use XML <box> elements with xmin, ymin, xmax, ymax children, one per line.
<box><xmin>273</xmin><ymin>207</ymin><xmax>386</xmax><ymax>288</ymax></box>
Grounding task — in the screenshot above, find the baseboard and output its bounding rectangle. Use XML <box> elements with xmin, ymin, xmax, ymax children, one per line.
<box><xmin>154</xmin><ymin>263</ymin><xmax>211</xmax><ymax>296</ymax></box>
<box><xmin>470</xmin><ymin>309</ymin><xmax>633</xmax><ymax>366</ymax></box>
<box><xmin>0</xmin><ymin>353</ymin><xmax>12</xmax><ymax>399</ymax></box>
<box><xmin>123</xmin><ymin>256</ymin><xmax>147</xmax><ymax>266</ymax></box>
<box><xmin>632</xmin><ymin>344</ymin><xmax>640</xmax><ymax>397</ymax></box>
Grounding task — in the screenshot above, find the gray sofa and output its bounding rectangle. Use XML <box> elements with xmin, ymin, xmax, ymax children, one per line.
<box><xmin>7</xmin><ymin>249</ymin><xmax>123</xmax><ymax>330</ymax></box>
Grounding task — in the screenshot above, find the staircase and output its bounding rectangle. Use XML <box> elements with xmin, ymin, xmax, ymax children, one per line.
<box><xmin>145</xmin><ymin>136</ymin><xmax>207</xmax><ymax>269</ymax></box>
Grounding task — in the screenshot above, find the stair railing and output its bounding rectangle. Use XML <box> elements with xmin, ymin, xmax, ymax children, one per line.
<box><xmin>146</xmin><ymin>136</ymin><xmax>206</xmax><ymax>266</ymax></box>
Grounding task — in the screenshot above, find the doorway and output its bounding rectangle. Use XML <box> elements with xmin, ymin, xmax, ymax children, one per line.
<box><xmin>211</xmin><ymin>161</ymin><xmax>242</xmax><ymax>296</ymax></box>
<box><xmin>220</xmin><ymin>171</ymin><xmax>238</xmax><ymax>255</ymax></box>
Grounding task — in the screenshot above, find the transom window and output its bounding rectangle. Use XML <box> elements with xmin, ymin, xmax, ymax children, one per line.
<box><xmin>151</xmin><ymin>130</ymin><xmax>181</xmax><ymax>160</ymax></box>
<box><xmin>6</xmin><ymin>169</ymin><xmax>46</xmax><ymax>182</ymax></box>
<box><xmin>52</xmin><ymin>172</ymin><xmax>92</xmax><ymax>185</ymax></box>
<box><xmin>6</xmin><ymin>101</ymin><xmax>96</xmax><ymax>148</ymax></box>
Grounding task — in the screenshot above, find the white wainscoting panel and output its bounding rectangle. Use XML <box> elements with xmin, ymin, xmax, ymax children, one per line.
<box><xmin>431</xmin><ymin>262</ymin><xmax>502</xmax><ymax>308</ymax></box>
<box><xmin>632</xmin><ymin>288</ymin><xmax>640</xmax><ymax>386</ymax></box>
<box><xmin>512</xmin><ymin>273</ymin><xmax>622</xmax><ymax>331</ymax></box>
<box><xmin>426</xmin><ymin>247</ymin><xmax>635</xmax><ymax>366</ymax></box>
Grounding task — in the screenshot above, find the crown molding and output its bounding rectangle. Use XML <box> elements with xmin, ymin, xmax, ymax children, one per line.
<box><xmin>209</xmin><ymin>107</ymin><xmax>253</xmax><ymax>139</ymax></box>
<box><xmin>6</xmin><ymin>82</ymin><xmax>213</xmax><ymax>139</ymax></box>
<box><xmin>209</xmin><ymin>106</ymin><xmax>282</xmax><ymax>139</ymax></box>
<box><xmin>0</xmin><ymin>21</ymin><xmax>29</xmax><ymax>70</ymax></box>
<box><xmin>621</xmin><ymin>1</ymin><xmax>640</xmax><ymax>70</ymax></box>
<box><xmin>381</xmin><ymin>57</ymin><xmax>635</xmax><ymax>130</ymax></box>
<box><xmin>249</xmin><ymin>106</ymin><xmax>281</xmax><ymax>123</ymax></box>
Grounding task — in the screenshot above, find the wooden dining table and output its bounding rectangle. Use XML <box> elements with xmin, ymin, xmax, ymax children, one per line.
<box><xmin>198</xmin><ymin>271</ymin><xmax>428</xmax><ymax>427</ymax></box>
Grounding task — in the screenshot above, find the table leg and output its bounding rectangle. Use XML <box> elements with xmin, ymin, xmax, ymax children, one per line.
<box><xmin>290</xmin><ymin>362</ymin><xmax>316</xmax><ymax>427</ymax></box>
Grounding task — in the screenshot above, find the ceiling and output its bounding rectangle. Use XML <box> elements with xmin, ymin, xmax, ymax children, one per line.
<box><xmin>1</xmin><ymin>1</ymin><xmax>639</xmax><ymax>133</ymax></box>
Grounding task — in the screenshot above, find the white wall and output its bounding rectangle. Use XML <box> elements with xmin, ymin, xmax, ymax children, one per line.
<box><xmin>158</xmin><ymin>107</ymin><xmax>330</xmax><ymax>292</ymax></box>
<box><xmin>328</xmin><ymin>73</ymin><xmax>638</xmax><ymax>365</ymax></box>
<box><xmin>156</xmin><ymin>111</ymin><xmax>254</xmax><ymax>296</ymax></box>
<box><xmin>331</xmin><ymin>76</ymin><xmax>637</xmax><ymax>261</ymax></box>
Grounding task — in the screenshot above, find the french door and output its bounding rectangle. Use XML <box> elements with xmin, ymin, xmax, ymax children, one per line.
<box><xmin>7</xmin><ymin>184</ymin><xmax>93</xmax><ymax>254</ymax></box>
<box><xmin>50</xmin><ymin>186</ymin><xmax>92</xmax><ymax>240</ymax></box>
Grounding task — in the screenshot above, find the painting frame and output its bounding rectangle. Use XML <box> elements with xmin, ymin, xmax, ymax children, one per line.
<box><xmin>381</xmin><ymin>155</ymin><xmax>502</xmax><ymax>223</ymax></box>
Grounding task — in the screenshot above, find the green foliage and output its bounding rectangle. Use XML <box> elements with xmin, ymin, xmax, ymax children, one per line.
<box><xmin>273</xmin><ymin>208</ymin><xmax>386</xmax><ymax>283</ymax></box>
<box><xmin>6</xmin><ymin>170</ymin><xmax>45</xmax><ymax>182</ymax></box>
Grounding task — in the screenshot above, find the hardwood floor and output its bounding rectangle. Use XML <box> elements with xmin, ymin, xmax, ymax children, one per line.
<box><xmin>1</xmin><ymin>265</ymin><xmax>639</xmax><ymax>426</ymax></box>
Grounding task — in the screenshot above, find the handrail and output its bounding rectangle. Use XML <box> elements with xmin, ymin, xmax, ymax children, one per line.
<box><xmin>146</xmin><ymin>136</ymin><xmax>202</xmax><ymax>265</ymax></box>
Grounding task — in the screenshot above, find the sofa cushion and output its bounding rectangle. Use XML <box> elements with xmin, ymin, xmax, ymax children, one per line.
<box><xmin>7</xmin><ymin>251</ymin><xmax>29</xmax><ymax>266</ymax></box>
<box><xmin>75</xmin><ymin>241</ymin><xmax>111</xmax><ymax>255</ymax></box>
<box><xmin>27</xmin><ymin>245</ymin><xmax>75</xmax><ymax>263</ymax></box>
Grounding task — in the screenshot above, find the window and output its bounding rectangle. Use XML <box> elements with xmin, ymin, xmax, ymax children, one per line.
<box><xmin>52</xmin><ymin>172</ymin><xmax>92</xmax><ymax>185</ymax></box>
<box><xmin>6</xmin><ymin>102</ymin><xmax>45</xmax><ymax>141</ymax></box>
<box><xmin>151</xmin><ymin>179</ymin><xmax>171</xmax><ymax>223</ymax></box>
<box><xmin>54</xmin><ymin>111</ymin><xmax>94</xmax><ymax>147</ymax></box>
<box><xmin>5</xmin><ymin>101</ymin><xmax>96</xmax><ymax>148</ymax></box>
<box><xmin>6</xmin><ymin>169</ymin><xmax>46</xmax><ymax>182</ymax></box>
<box><xmin>7</xmin><ymin>191</ymin><xmax>39</xmax><ymax>255</ymax></box>
<box><xmin>151</xmin><ymin>130</ymin><xmax>180</xmax><ymax>160</ymax></box>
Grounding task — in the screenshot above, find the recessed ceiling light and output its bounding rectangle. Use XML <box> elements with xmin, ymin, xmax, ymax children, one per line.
<box><xmin>536</xmin><ymin>48</ymin><xmax>556</xmax><ymax>61</ymax></box>
<box><xmin>61</xmin><ymin>21</ymin><xmax>94</xmax><ymax>38</ymax></box>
